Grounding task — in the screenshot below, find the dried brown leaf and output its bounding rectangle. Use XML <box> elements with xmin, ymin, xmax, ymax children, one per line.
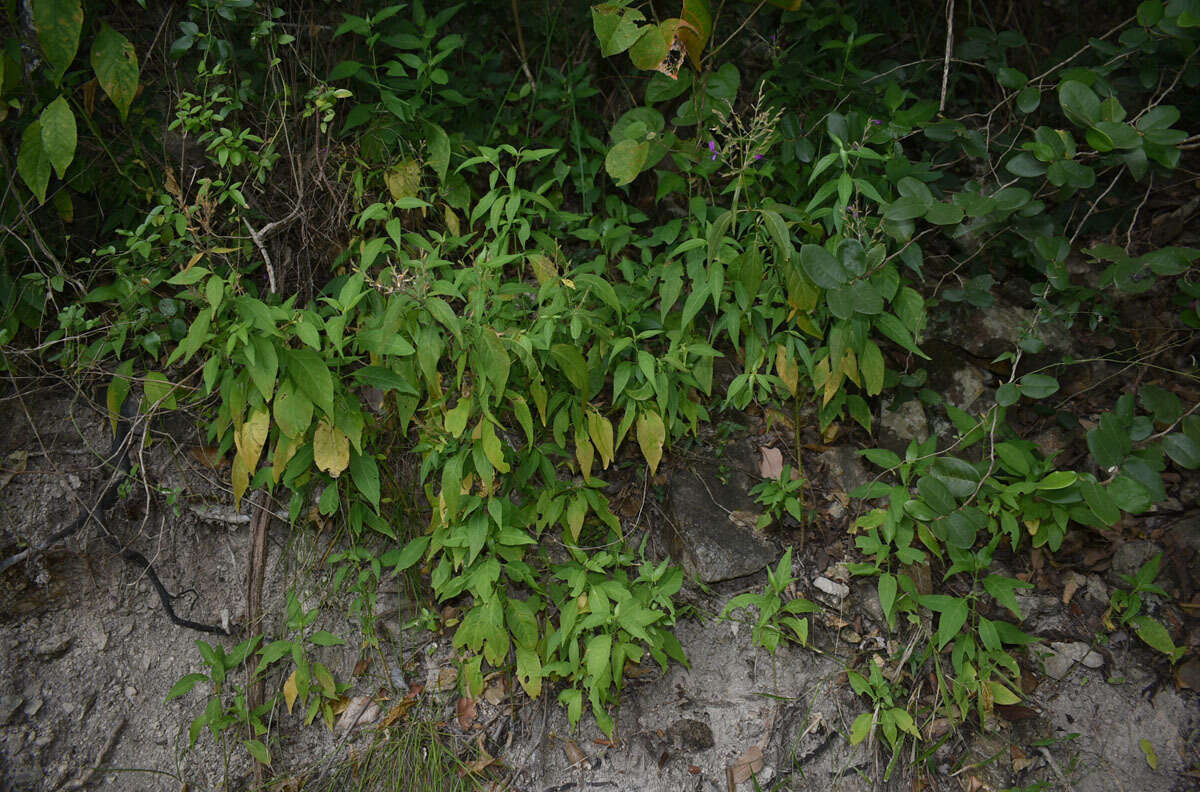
<box><xmin>759</xmin><ymin>446</ymin><xmax>784</xmax><ymax>480</ymax></box>
<box><xmin>456</xmin><ymin>696</ymin><xmax>478</xmax><ymax>730</ymax></box>
<box><xmin>728</xmin><ymin>744</ymin><xmax>763</xmax><ymax>784</ymax></box>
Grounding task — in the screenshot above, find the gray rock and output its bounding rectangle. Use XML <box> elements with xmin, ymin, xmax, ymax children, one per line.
<box><xmin>0</xmin><ymin>695</ymin><xmax>22</xmax><ymax>724</ymax></box>
<box><xmin>953</xmin><ymin>303</ymin><xmax>1073</xmax><ymax>360</ymax></box>
<box><xmin>33</xmin><ymin>635</ymin><xmax>72</xmax><ymax>659</ymax></box>
<box><xmin>1043</xmin><ymin>641</ymin><xmax>1105</xmax><ymax>679</ymax></box>
<box><xmin>664</xmin><ymin>465</ymin><xmax>777</xmax><ymax>583</ymax></box>
<box><xmin>877</xmin><ymin>398</ymin><xmax>928</xmax><ymax>454</ymax></box>
<box><xmin>1110</xmin><ymin>540</ymin><xmax>1161</xmax><ymax>582</ymax></box>
<box><xmin>816</xmin><ymin>446</ymin><xmax>872</xmax><ymax>494</ymax></box>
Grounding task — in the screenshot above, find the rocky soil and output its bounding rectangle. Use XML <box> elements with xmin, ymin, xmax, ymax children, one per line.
<box><xmin>2</xmin><ymin>295</ymin><xmax>1198</xmax><ymax>792</ymax></box>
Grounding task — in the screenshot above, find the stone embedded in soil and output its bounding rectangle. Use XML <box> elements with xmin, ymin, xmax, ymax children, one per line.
<box><xmin>1043</xmin><ymin>641</ymin><xmax>1105</xmax><ymax>679</ymax></box>
<box><xmin>815</xmin><ymin>446</ymin><xmax>872</xmax><ymax>494</ymax></box>
<box><xmin>878</xmin><ymin>397</ymin><xmax>928</xmax><ymax>454</ymax></box>
<box><xmin>664</xmin><ymin>462</ymin><xmax>777</xmax><ymax>583</ymax></box>
<box><xmin>0</xmin><ymin>694</ymin><xmax>21</xmax><ymax>724</ymax></box>
<box><xmin>1110</xmin><ymin>540</ymin><xmax>1162</xmax><ymax>582</ymax></box>
<box><xmin>33</xmin><ymin>634</ymin><xmax>72</xmax><ymax>659</ymax></box>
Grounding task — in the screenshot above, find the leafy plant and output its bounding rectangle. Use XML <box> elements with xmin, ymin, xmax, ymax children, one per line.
<box><xmin>720</xmin><ymin>548</ymin><xmax>818</xmax><ymax>654</ymax></box>
<box><xmin>1104</xmin><ymin>553</ymin><xmax>1186</xmax><ymax>663</ymax></box>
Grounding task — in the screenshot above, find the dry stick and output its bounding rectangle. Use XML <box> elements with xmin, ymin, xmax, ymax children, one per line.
<box><xmin>245</xmin><ymin>489</ymin><xmax>271</xmax><ymax>786</ymax></box>
<box><xmin>939</xmin><ymin>0</ymin><xmax>955</xmax><ymax>113</ymax></box>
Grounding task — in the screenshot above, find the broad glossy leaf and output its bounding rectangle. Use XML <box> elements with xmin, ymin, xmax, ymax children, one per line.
<box><xmin>32</xmin><ymin>0</ymin><xmax>82</xmax><ymax>84</ymax></box>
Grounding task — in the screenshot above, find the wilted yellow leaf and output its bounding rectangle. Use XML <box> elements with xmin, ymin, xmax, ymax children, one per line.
<box><xmin>272</xmin><ymin>436</ymin><xmax>298</xmax><ymax>484</ymax></box>
<box><xmin>575</xmin><ymin>435</ymin><xmax>594</xmax><ymax>481</ymax></box>
<box><xmin>231</xmin><ymin>453</ymin><xmax>250</xmax><ymax>506</ymax></box>
<box><xmin>588</xmin><ymin>412</ymin><xmax>615</xmax><ymax>469</ymax></box>
<box><xmin>313</xmin><ymin>419</ymin><xmax>349</xmax><ymax>478</ymax></box>
<box><xmin>234</xmin><ymin>407</ymin><xmax>270</xmax><ymax>471</ymax></box>
<box><xmin>775</xmin><ymin>345</ymin><xmax>799</xmax><ymax>397</ymax></box>
<box><xmin>636</xmin><ymin>410</ymin><xmax>665</xmax><ymax>475</ymax></box>
<box><xmin>528</xmin><ymin>252</ymin><xmax>558</xmax><ymax>285</ymax></box>
<box><xmin>283</xmin><ymin>670</ymin><xmax>298</xmax><ymax>714</ymax></box>
<box><xmin>385</xmin><ymin>159</ymin><xmax>421</xmax><ymax>201</ymax></box>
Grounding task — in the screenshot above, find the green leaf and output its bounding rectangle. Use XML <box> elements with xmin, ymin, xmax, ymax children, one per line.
<box><xmin>32</xmin><ymin>0</ymin><xmax>83</xmax><ymax>84</ymax></box>
<box><xmin>91</xmin><ymin>23</ymin><xmax>139</xmax><ymax>120</ymax></box>
<box><xmin>273</xmin><ymin>379</ymin><xmax>313</xmax><ymax>439</ymax></box>
<box><xmin>349</xmin><ymin>450</ymin><xmax>380</xmax><ymax>509</ymax></box>
<box><xmin>629</xmin><ymin>22</ymin><xmax>671</xmax><ymax>70</ymax></box>
<box><xmin>917</xmin><ymin>475</ymin><xmax>956</xmax><ymax>514</ymax></box>
<box><xmin>931</xmin><ymin>457</ymin><xmax>980</xmax><ymax>497</ymax></box>
<box><xmin>424</xmin><ymin>121</ymin><xmax>450</xmax><ymax>183</ymax></box>
<box><xmin>605</xmin><ymin>139</ymin><xmax>649</xmax><ymax>186</ymax></box>
<box><xmin>18</xmin><ymin>121</ymin><xmax>51</xmax><ymax>204</ymax></box>
<box><xmin>1140</xmin><ymin>737</ymin><xmax>1159</xmax><ymax>771</ymax></box>
<box><xmin>935</xmin><ymin>598</ymin><xmax>968</xmax><ymax>649</ymax></box>
<box><xmin>551</xmin><ymin>344</ymin><xmax>590</xmax><ymax>392</ymax></box>
<box><xmin>39</xmin><ymin>96</ymin><xmax>76</xmax><ymax>179</ymax></box>
<box><xmin>850</xmin><ymin>280</ymin><xmax>883</xmax><ymax>315</ymax></box>
<box><xmin>636</xmin><ymin>409</ymin><xmax>666</xmax><ymax>475</ymax></box>
<box><xmin>592</xmin><ymin>4</ymin><xmax>645</xmax><ymax>56</ymax></box>
<box><xmin>1018</xmin><ymin>373</ymin><xmax>1059</xmax><ymax>399</ymax></box>
<box><xmin>244</xmin><ymin>739</ymin><xmax>271</xmax><ymax>766</ymax></box>
<box><xmin>247</xmin><ymin>336</ymin><xmax>278</xmax><ymax>402</ymax></box>
<box><xmin>878</xmin><ymin>573</ymin><xmax>897</xmax><ymax>624</ymax></box>
<box><xmin>860</xmin><ymin>340</ymin><xmax>885</xmax><ymax>396</ymax></box>
<box><xmin>1140</xmin><ymin>385</ymin><xmax>1183</xmax><ymax>424</ymax></box>
<box><xmin>1005</xmin><ymin>153</ymin><xmax>1046</xmax><ymax>178</ymax></box>
<box><xmin>983</xmin><ymin>574</ymin><xmax>1031</xmax><ymax>619</ymax></box>
<box><xmin>799</xmin><ymin>244</ymin><xmax>848</xmax><ymax>289</ymax></box>
<box><xmin>309</xmin><ymin>631</ymin><xmax>345</xmax><ymax>647</ymax></box>
<box><xmin>1079</xmin><ymin>478</ymin><xmax>1120</xmax><ymax>525</ymax></box>
<box><xmin>1037</xmin><ymin>470</ymin><xmax>1077</xmax><ymax>490</ymax></box>
<box><xmin>353</xmin><ymin>365</ymin><xmax>417</xmax><ymax>395</ymax></box>
<box><xmin>283</xmin><ymin>348</ymin><xmax>334</xmax><ymax>418</ymax></box>
<box><xmin>1130</xmin><ymin>615</ymin><xmax>1183</xmax><ymax>662</ymax></box>
<box><xmin>1059</xmin><ymin>80</ymin><xmax>1100</xmax><ymax>127</ymax></box>
<box><xmin>107</xmin><ymin>360</ymin><xmax>134</xmax><ymax>436</ymax></box>
<box><xmin>850</xmin><ymin>712</ymin><xmax>873</xmax><ymax>745</ymax></box>
<box><xmin>1087</xmin><ymin>414</ymin><xmax>1131</xmax><ymax>469</ymax></box>
<box><xmin>1017</xmin><ymin>86</ymin><xmax>1041</xmax><ymax>113</ymax></box>
<box><xmin>585</xmin><ymin>633</ymin><xmax>612</xmax><ymax>684</ymax></box>
<box><xmin>872</xmin><ymin>313</ymin><xmax>928</xmax><ymax>359</ymax></box>
<box><xmin>944</xmin><ymin>507</ymin><xmax>985</xmax><ymax>549</ymax></box>
<box><xmin>142</xmin><ymin>371</ymin><xmax>177</xmax><ymax>410</ymax></box>
<box><xmin>996</xmin><ymin>382</ymin><xmax>1020</xmax><ymax>406</ymax></box>
<box><xmin>884</xmin><ymin>196</ymin><xmax>929</xmax><ymax>221</ymax></box>
<box><xmin>389</xmin><ymin>535</ymin><xmax>429</xmax><ymax>572</ymax></box>
<box><xmin>1163</xmin><ymin>433</ymin><xmax>1200</xmax><ymax>469</ymax></box>
<box><xmin>165</xmin><ymin>673</ymin><xmax>208</xmax><ymax>702</ymax></box>
<box><xmin>924</xmin><ymin>202</ymin><xmax>964</xmax><ymax>225</ymax></box>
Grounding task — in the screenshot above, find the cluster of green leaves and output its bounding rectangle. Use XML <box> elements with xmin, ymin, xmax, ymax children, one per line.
<box><xmin>167</xmin><ymin>593</ymin><xmax>348</xmax><ymax>767</ymax></box>
<box><xmin>719</xmin><ymin>548</ymin><xmax>817</xmax><ymax>654</ymax></box>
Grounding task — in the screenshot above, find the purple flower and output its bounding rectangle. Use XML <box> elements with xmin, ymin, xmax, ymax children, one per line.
<box><xmin>871</xmin><ymin>119</ymin><xmax>883</xmax><ymax>125</ymax></box>
<box><xmin>755</xmin><ymin>154</ymin><xmax>763</xmax><ymax>160</ymax></box>
<box><xmin>708</xmin><ymin>140</ymin><xmax>718</xmax><ymax>161</ymax></box>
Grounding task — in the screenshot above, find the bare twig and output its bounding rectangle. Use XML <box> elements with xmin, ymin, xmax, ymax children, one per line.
<box><xmin>939</xmin><ymin>0</ymin><xmax>955</xmax><ymax>113</ymax></box>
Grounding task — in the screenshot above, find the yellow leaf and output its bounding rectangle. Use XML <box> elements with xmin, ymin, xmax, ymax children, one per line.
<box><xmin>385</xmin><ymin>159</ymin><xmax>421</xmax><ymax>201</ymax></box>
<box><xmin>272</xmin><ymin>436</ymin><xmax>298</xmax><ymax>484</ymax></box>
<box><xmin>231</xmin><ymin>452</ymin><xmax>249</xmax><ymax>507</ymax></box>
<box><xmin>588</xmin><ymin>411</ymin><xmax>615</xmax><ymax>469</ymax></box>
<box><xmin>283</xmin><ymin>670</ymin><xmax>298</xmax><ymax>715</ymax></box>
<box><xmin>444</xmin><ymin>204</ymin><xmax>460</xmax><ymax>236</ymax></box>
<box><xmin>1140</xmin><ymin>738</ymin><xmax>1158</xmax><ymax>770</ymax></box>
<box><xmin>234</xmin><ymin>407</ymin><xmax>270</xmax><ymax>471</ymax></box>
<box><xmin>481</xmin><ymin>421</ymin><xmax>510</xmax><ymax>473</ymax></box>
<box><xmin>636</xmin><ymin>410</ymin><xmax>666</xmax><ymax>475</ymax></box>
<box><xmin>528</xmin><ymin>252</ymin><xmax>558</xmax><ymax>285</ymax></box>
<box><xmin>842</xmin><ymin>348</ymin><xmax>860</xmax><ymax>388</ymax></box>
<box><xmin>775</xmin><ymin>345</ymin><xmax>799</xmax><ymax>397</ymax></box>
<box><xmin>313</xmin><ymin>419</ymin><xmax>349</xmax><ymax>478</ymax></box>
<box><xmin>575</xmin><ymin>435</ymin><xmax>594</xmax><ymax>481</ymax></box>
<box><xmin>988</xmin><ymin>681</ymin><xmax>1021</xmax><ymax>705</ymax></box>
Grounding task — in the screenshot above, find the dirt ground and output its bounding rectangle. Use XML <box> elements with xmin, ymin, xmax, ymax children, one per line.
<box><xmin>1</xmin><ymin>387</ymin><xmax>1198</xmax><ymax>792</ymax></box>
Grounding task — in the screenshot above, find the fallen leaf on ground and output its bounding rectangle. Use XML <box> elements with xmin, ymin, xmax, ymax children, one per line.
<box><xmin>728</xmin><ymin>744</ymin><xmax>763</xmax><ymax>784</ymax></box>
<box><xmin>563</xmin><ymin>740</ymin><xmax>588</xmax><ymax>767</ymax></box>
<box><xmin>457</xmin><ymin>696</ymin><xmax>478</xmax><ymax>730</ymax></box>
<box><xmin>483</xmin><ymin>675</ymin><xmax>509</xmax><ymax>705</ymax></box>
<box><xmin>335</xmin><ymin>695</ymin><xmax>380</xmax><ymax>732</ymax></box>
<box><xmin>460</xmin><ymin>734</ymin><xmax>496</xmax><ymax>776</ymax></box>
